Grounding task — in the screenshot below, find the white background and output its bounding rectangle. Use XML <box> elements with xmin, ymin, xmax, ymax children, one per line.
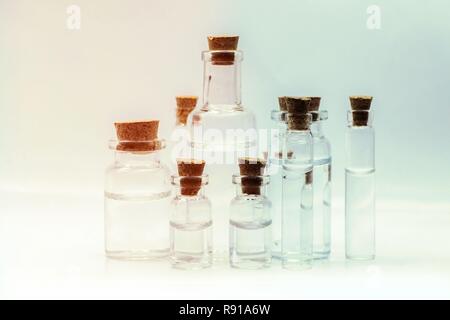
<box><xmin>0</xmin><ymin>0</ymin><xmax>449</xmax><ymax>299</ymax></box>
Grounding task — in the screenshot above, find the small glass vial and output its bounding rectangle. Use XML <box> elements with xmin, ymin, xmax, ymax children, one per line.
<box><xmin>170</xmin><ymin>159</ymin><xmax>212</xmax><ymax>269</ymax></box>
<box><xmin>345</xmin><ymin>96</ymin><xmax>375</xmax><ymax>261</ymax></box>
<box><xmin>308</xmin><ymin>97</ymin><xmax>332</xmax><ymax>260</ymax></box>
<box><xmin>267</xmin><ymin>97</ymin><xmax>288</xmax><ymax>259</ymax></box>
<box><xmin>229</xmin><ymin>158</ymin><xmax>272</xmax><ymax>269</ymax></box>
<box><xmin>104</xmin><ymin>120</ymin><xmax>171</xmax><ymax>260</ymax></box>
<box><xmin>281</xmin><ymin>97</ymin><xmax>314</xmax><ymax>270</ymax></box>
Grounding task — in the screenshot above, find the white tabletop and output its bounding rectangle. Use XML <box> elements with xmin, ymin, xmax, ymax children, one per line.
<box><xmin>1</xmin><ymin>191</ymin><xmax>449</xmax><ymax>300</ymax></box>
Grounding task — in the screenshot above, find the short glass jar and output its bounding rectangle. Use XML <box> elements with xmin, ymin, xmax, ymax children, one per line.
<box><xmin>104</xmin><ymin>138</ymin><xmax>171</xmax><ymax>260</ymax></box>
<box><xmin>170</xmin><ymin>174</ymin><xmax>212</xmax><ymax>269</ymax></box>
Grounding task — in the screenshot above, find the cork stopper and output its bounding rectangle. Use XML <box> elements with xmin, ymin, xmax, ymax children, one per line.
<box><xmin>208</xmin><ymin>35</ymin><xmax>239</xmax><ymax>66</ymax></box>
<box><xmin>350</xmin><ymin>96</ymin><xmax>373</xmax><ymax>111</ymax></box>
<box><xmin>177</xmin><ymin>159</ymin><xmax>206</xmax><ymax>196</ymax></box>
<box><xmin>176</xmin><ymin>96</ymin><xmax>198</xmax><ymax>125</ymax></box>
<box><xmin>307</xmin><ymin>97</ymin><xmax>322</xmax><ymax>122</ymax></box>
<box><xmin>350</xmin><ymin>96</ymin><xmax>373</xmax><ymax>126</ymax></box>
<box><xmin>286</xmin><ymin>97</ymin><xmax>311</xmax><ymax>114</ymax></box>
<box><xmin>115</xmin><ymin>120</ymin><xmax>160</xmax><ymax>152</ymax></box>
<box><xmin>308</xmin><ymin>97</ymin><xmax>322</xmax><ymax>112</ymax></box>
<box><xmin>278</xmin><ymin>96</ymin><xmax>288</xmax><ymax>112</ymax></box>
<box><xmin>238</xmin><ymin>157</ymin><xmax>266</xmax><ymax>195</ymax></box>
<box><xmin>287</xmin><ymin>114</ymin><xmax>310</xmax><ymax>131</ymax></box>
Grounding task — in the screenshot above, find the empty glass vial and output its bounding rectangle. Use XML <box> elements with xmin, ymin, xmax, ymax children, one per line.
<box><xmin>345</xmin><ymin>96</ymin><xmax>375</xmax><ymax>260</ymax></box>
<box><xmin>308</xmin><ymin>98</ymin><xmax>332</xmax><ymax>260</ymax></box>
<box><xmin>267</xmin><ymin>97</ymin><xmax>288</xmax><ymax>259</ymax></box>
<box><xmin>105</xmin><ymin>120</ymin><xmax>171</xmax><ymax>260</ymax></box>
<box><xmin>188</xmin><ymin>36</ymin><xmax>257</xmax><ymax>261</ymax></box>
<box><xmin>281</xmin><ymin>97</ymin><xmax>314</xmax><ymax>270</ymax></box>
<box><xmin>229</xmin><ymin>158</ymin><xmax>272</xmax><ymax>269</ymax></box>
<box><xmin>170</xmin><ymin>160</ymin><xmax>212</xmax><ymax>269</ymax></box>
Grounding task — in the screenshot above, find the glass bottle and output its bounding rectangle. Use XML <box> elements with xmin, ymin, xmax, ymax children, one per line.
<box><xmin>267</xmin><ymin>97</ymin><xmax>288</xmax><ymax>259</ymax></box>
<box><xmin>345</xmin><ymin>96</ymin><xmax>375</xmax><ymax>261</ymax></box>
<box><xmin>308</xmin><ymin>97</ymin><xmax>332</xmax><ymax>260</ymax></box>
<box><xmin>229</xmin><ymin>158</ymin><xmax>271</xmax><ymax>269</ymax></box>
<box><xmin>281</xmin><ymin>97</ymin><xmax>314</xmax><ymax>270</ymax></box>
<box><xmin>170</xmin><ymin>160</ymin><xmax>212</xmax><ymax>269</ymax></box>
<box><xmin>104</xmin><ymin>120</ymin><xmax>171</xmax><ymax>260</ymax></box>
<box><xmin>188</xmin><ymin>36</ymin><xmax>258</xmax><ymax>261</ymax></box>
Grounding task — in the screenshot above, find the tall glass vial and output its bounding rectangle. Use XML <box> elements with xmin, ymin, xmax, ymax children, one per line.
<box><xmin>267</xmin><ymin>97</ymin><xmax>288</xmax><ymax>259</ymax></box>
<box><xmin>170</xmin><ymin>160</ymin><xmax>212</xmax><ymax>269</ymax></box>
<box><xmin>229</xmin><ymin>158</ymin><xmax>271</xmax><ymax>269</ymax></box>
<box><xmin>345</xmin><ymin>96</ymin><xmax>375</xmax><ymax>260</ymax></box>
<box><xmin>188</xmin><ymin>36</ymin><xmax>257</xmax><ymax>261</ymax></box>
<box><xmin>281</xmin><ymin>97</ymin><xmax>314</xmax><ymax>270</ymax></box>
<box><xmin>308</xmin><ymin>97</ymin><xmax>332</xmax><ymax>260</ymax></box>
<box><xmin>105</xmin><ymin>120</ymin><xmax>171</xmax><ymax>260</ymax></box>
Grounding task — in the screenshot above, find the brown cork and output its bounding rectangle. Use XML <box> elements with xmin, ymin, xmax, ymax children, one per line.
<box><xmin>350</xmin><ymin>96</ymin><xmax>373</xmax><ymax>126</ymax></box>
<box><xmin>176</xmin><ymin>96</ymin><xmax>198</xmax><ymax>125</ymax></box>
<box><xmin>238</xmin><ymin>157</ymin><xmax>266</xmax><ymax>195</ymax></box>
<box><xmin>287</xmin><ymin>114</ymin><xmax>311</xmax><ymax>131</ymax></box>
<box><xmin>286</xmin><ymin>97</ymin><xmax>311</xmax><ymax>114</ymax></box>
<box><xmin>308</xmin><ymin>97</ymin><xmax>321</xmax><ymax>122</ymax></box>
<box><xmin>308</xmin><ymin>97</ymin><xmax>321</xmax><ymax>112</ymax></box>
<box><xmin>350</xmin><ymin>96</ymin><xmax>373</xmax><ymax>111</ymax></box>
<box><xmin>115</xmin><ymin>120</ymin><xmax>160</xmax><ymax>152</ymax></box>
<box><xmin>208</xmin><ymin>35</ymin><xmax>239</xmax><ymax>66</ymax></box>
<box><xmin>177</xmin><ymin>159</ymin><xmax>206</xmax><ymax>196</ymax></box>
<box><xmin>278</xmin><ymin>96</ymin><xmax>288</xmax><ymax>112</ymax></box>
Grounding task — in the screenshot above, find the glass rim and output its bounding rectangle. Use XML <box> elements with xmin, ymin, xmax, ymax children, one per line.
<box><xmin>310</xmin><ymin>110</ymin><xmax>328</xmax><ymax>121</ymax></box>
<box><xmin>271</xmin><ymin>109</ymin><xmax>287</xmax><ymax>122</ymax></box>
<box><xmin>171</xmin><ymin>175</ymin><xmax>209</xmax><ymax>186</ymax></box>
<box><xmin>108</xmin><ymin>138</ymin><xmax>166</xmax><ymax>152</ymax></box>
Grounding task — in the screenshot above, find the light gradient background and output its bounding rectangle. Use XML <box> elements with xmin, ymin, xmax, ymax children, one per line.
<box><xmin>0</xmin><ymin>0</ymin><xmax>449</xmax><ymax>299</ymax></box>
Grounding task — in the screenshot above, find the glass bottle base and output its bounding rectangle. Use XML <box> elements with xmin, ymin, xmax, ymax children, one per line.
<box><xmin>281</xmin><ymin>254</ymin><xmax>313</xmax><ymax>271</ymax></box>
<box><xmin>105</xmin><ymin>249</ymin><xmax>169</xmax><ymax>261</ymax></box>
<box><xmin>346</xmin><ymin>254</ymin><xmax>375</xmax><ymax>261</ymax></box>
<box><xmin>313</xmin><ymin>250</ymin><xmax>330</xmax><ymax>260</ymax></box>
<box><xmin>230</xmin><ymin>253</ymin><xmax>271</xmax><ymax>270</ymax></box>
<box><xmin>171</xmin><ymin>254</ymin><xmax>212</xmax><ymax>270</ymax></box>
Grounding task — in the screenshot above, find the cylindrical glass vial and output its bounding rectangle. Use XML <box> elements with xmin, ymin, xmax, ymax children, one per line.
<box><xmin>345</xmin><ymin>96</ymin><xmax>375</xmax><ymax>261</ymax></box>
<box><xmin>105</xmin><ymin>121</ymin><xmax>171</xmax><ymax>260</ymax></box>
<box><xmin>281</xmin><ymin>98</ymin><xmax>314</xmax><ymax>270</ymax></box>
<box><xmin>267</xmin><ymin>102</ymin><xmax>287</xmax><ymax>259</ymax></box>
<box><xmin>170</xmin><ymin>171</ymin><xmax>212</xmax><ymax>270</ymax></box>
<box><xmin>310</xmin><ymin>108</ymin><xmax>332</xmax><ymax>260</ymax></box>
<box><xmin>229</xmin><ymin>174</ymin><xmax>272</xmax><ymax>269</ymax></box>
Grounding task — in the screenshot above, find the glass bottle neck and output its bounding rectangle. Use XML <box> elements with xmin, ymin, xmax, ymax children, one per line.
<box><xmin>114</xmin><ymin>151</ymin><xmax>162</xmax><ymax>166</ymax></box>
<box><xmin>310</xmin><ymin>121</ymin><xmax>324</xmax><ymax>137</ymax></box>
<box><xmin>235</xmin><ymin>185</ymin><xmax>268</xmax><ymax>197</ymax></box>
<box><xmin>175</xmin><ymin>188</ymin><xmax>206</xmax><ymax>198</ymax></box>
<box><xmin>202</xmin><ymin>52</ymin><xmax>242</xmax><ymax>110</ymax></box>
